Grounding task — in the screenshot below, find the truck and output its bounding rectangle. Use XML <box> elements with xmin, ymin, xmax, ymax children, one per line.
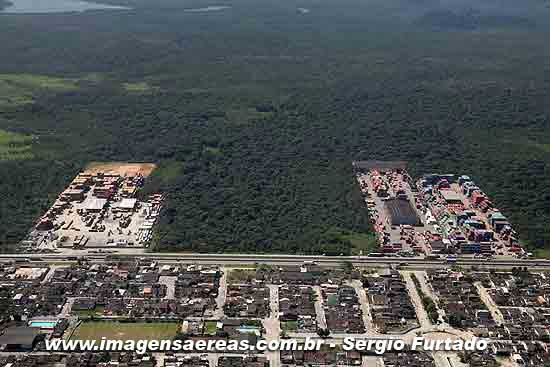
<box><xmin>446</xmin><ymin>255</ymin><xmax>458</xmax><ymax>264</ymax></box>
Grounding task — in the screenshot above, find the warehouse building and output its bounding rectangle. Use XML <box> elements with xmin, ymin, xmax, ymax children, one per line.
<box><xmin>384</xmin><ymin>198</ymin><xmax>421</xmax><ymax>226</ymax></box>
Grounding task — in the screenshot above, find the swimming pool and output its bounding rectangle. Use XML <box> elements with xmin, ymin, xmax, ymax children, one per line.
<box><xmin>237</xmin><ymin>325</ymin><xmax>260</xmax><ymax>335</ymax></box>
<box><xmin>29</xmin><ymin>321</ymin><xmax>57</xmax><ymax>328</ymax></box>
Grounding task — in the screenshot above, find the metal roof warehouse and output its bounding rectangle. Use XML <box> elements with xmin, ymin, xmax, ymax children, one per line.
<box><xmin>384</xmin><ymin>198</ymin><xmax>421</xmax><ymax>226</ymax></box>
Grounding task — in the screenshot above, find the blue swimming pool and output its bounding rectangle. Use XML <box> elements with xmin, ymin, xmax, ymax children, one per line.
<box><xmin>29</xmin><ymin>321</ymin><xmax>57</xmax><ymax>328</ymax></box>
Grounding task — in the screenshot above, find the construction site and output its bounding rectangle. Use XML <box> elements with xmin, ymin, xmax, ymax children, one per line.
<box><xmin>20</xmin><ymin>163</ymin><xmax>164</xmax><ymax>252</ymax></box>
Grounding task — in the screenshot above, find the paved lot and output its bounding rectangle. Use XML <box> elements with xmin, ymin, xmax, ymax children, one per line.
<box><xmin>359</xmin><ymin>172</ymin><xmax>435</xmax><ymax>255</ymax></box>
<box><xmin>313</xmin><ymin>285</ymin><xmax>327</xmax><ymax>330</ymax></box>
<box><xmin>350</xmin><ymin>280</ymin><xmax>373</xmax><ymax>332</ymax></box>
<box><xmin>264</xmin><ymin>285</ymin><xmax>281</xmax><ymax>367</ymax></box>
<box><xmin>214</xmin><ymin>270</ymin><xmax>228</xmax><ymax>319</ymax></box>
<box><xmin>159</xmin><ymin>276</ymin><xmax>176</xmax><ymax>299</ymax></box>
<box><xmin>475</xmin><ymin>281</ymin><xmax>504</xmax><ymax>325</ymax></box>
<box><xmin>402</xmin><ymin>272</ymin><xmax>431</xmax><ymax>329</ymax></box>
<box><xmin>415</xmin><ymin>270</ymin><xmax>448</xmax><ymax>325</ymax></box>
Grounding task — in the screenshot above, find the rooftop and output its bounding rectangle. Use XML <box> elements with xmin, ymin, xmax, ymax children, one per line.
<box><xmin>440</xmin><ymin>190</ymin><xmax>462</xmax><ymax>203</ymax></box>
<box><xmin>85</xmin><ymin>198</ymin><xmax>108</xmax><ymax>211</ymax></box>
<box><xmin>0</xmin><ymin>326</ymin><xmax>41</xmax><ymax>346</ymax></box>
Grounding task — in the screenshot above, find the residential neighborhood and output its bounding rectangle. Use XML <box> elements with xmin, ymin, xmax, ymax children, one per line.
<box><xmin>2</xmin><ymin>258</ymin><xmax>550</xmax><ymax>366</ymax></box>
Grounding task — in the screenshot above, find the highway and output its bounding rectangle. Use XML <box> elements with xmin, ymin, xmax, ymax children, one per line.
<box><xmin>1</xmin><ymin>252</ymin><xmax>549</xmax><ymax>269</ymax></box>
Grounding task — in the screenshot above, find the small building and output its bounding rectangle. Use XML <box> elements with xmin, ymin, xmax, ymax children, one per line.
<box><xmin>60</xmin><ymin>188</ymin><xmax>85</xmax><ymax>202</ymax></box>
<box><xmin>85</xmin><ymin>198</ymin><xmax>108</xmax><ymax>212</ymax></box>
<box><xmin>439</xmin><ymin>190</ymin><xmax>462</xmax><ymax>205</ymax></box>
<box><xmin>0</xmin><ymin>326</ymin><xmax>42</xmax><ymax>351</ymax></box>
<box><xmin>116</xmin><ymin>198</ymin><xmax>137</xmax><ymax>211</ymax></box>
<box><xmin>93</xmin><ymin>184</ymin><xmax>117</xmax><ymax>199</ymax></box>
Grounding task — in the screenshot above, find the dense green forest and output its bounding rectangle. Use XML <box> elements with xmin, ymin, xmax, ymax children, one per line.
<box><xmin>0</xmin><ymin>0</ymin><xmax>549</xmax><ymax>255</ymax></box>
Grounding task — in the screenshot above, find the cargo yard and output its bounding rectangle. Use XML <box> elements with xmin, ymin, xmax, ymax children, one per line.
<box><xmin>20</xmin><ymin>163</ymin><xmax>164</xmax><ymax>253</ymax></box>
<box><xmin>353</xmin><ymin>161</ymin><xmax>526</xmax><ymax>260</ymax></box>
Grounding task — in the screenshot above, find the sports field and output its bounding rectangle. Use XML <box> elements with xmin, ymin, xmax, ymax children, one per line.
<box><xmin>71</xmin><ymin>321</ymin><xmax>179</xmax><ymax>341</ymax></box>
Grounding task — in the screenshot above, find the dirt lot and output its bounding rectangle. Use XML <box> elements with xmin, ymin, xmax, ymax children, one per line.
<box><xmin>84</xmin><ymin>162</ymin><xmax>157</xmax><ymax>177</ymax></box>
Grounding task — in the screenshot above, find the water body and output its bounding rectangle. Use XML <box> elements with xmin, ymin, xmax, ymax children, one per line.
<box><xmin>183</xmin><ymin>6</ymin><xmax>230</xmax><ymax>13</ymax></box>
<box><xmin>1</xmin><ymin>0</ymin><xmax>130</xmax><ymax>13</ymax></box>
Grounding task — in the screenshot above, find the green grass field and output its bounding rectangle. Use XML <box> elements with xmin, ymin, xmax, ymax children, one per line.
<box><xmin>534</xmin><ymin>248</ymin><xmax>550</xmax><ymax>259</ymax></box>
<box><xmin>71</xmin><ymin>322</ymin><xmax>180</xmax><ymax>341</ymax></box>
<box><xmin>344</xmin><ymin>233</ymin><xmax>379</xmax><ymax>255</ymax></box>
<box><xmin>228</xmin><ymin>269</ymin><xmax>257</xmax><ymax>283</ymax></box>
<box><xmin>281</xmin><ymin>321</ymin><xmax>298</xmax><ymax>331</ymax></box>
<box><xmin>151</xmin><ymin>161</ymin><xmax>184</xmax><ymax>184</ymax></box>
<box><xmin>204</xmin><ymin>321</ymin><xmax>218</xmax><ymax>335</ymax></box>
<box><xmin>74</xmin><ymin>306</ymin><xmax>105</xmax><ymax>317</ymax></box>
<box><xmin>0</xmin><ymin>74</ymin><xmax>78</xmax><ymax>108</ymax></box>
<box><xmin>0</xmin><ymin>129</ymin><xmax>33</xmax><ymax>161</ymax></box>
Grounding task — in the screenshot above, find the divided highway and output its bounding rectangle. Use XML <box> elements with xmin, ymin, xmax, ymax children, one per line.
<box><xmin>0</xmin><ymin>253</ymin><xmax>549</xmax><ymax>269</ymax></box>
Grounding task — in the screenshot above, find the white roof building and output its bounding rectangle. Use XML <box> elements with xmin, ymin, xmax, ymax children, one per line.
<box><xmin>85</xmin><ymin>198</ymin><xmax>108</xmax><ymax>211</ymax></box>
<box><xmin>117</xmin><ymin>198</ymin><xmax>138</xmax><ymax>210</ymax></box>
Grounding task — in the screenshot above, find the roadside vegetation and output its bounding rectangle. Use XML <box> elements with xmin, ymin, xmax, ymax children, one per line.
<box><xmin>411</xmin><ymin>273</ymin><xmax>439</xmax><ymax>324</ymax></box>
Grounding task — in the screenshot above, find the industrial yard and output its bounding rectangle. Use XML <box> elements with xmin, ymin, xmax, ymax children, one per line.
<box><xmin>20</xmin><ymin>163</ymin><xmax>164</xmax><ymax>253</ymax></box>
<box><xmin>353</xmin><ymin>161</ymin><xmax>526</xmax><ymax>260</ymax></box>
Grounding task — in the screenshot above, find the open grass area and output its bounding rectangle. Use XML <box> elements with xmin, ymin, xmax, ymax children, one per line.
<box><xmin>281</xmin><ymin>321</ymin><xmax>298</xmax><ymax>331</ymax></box>
<box><xmin>203</xmin><ymin>146</ymin><xmax>222</xmax><ymax>156</ymax></box>
<box><xmin>228</xmin><ymin>269</ymin><xmax>257</xmax><ymax>283</ymax></box>
<box><xmin>327</xmin><ymin>294</ymin><xmax>339</xmax><ymax>306</ymax></box>
<box><xmin>527</xmin><ymin>141</ymin><xmax>550</xmax><ymax>154</ymax></box>
<box><xmin>151</xmin><ymin>161</ymin><xmax>184</xmax><ymax>183</ymax></box>
<box><xmin>71</xmin><ymin>321</ymin><xmax>179</xmax><ymax>341</ymax></box>
<box><xmin>204</xmin><ymin>321</ymin><xmax>218</xmax><ymax>335</ymax></box>
<box><xmin>0</xmin><ymin>129</ymin><xmax>33</xmax><ymax>161</ymax></box>
<box><xmin>74</xmin><ymin>306</ymin><xmax>105</xmax><ymax>317</ymax></box>
<box><xmin>534</xmin><ymin>248</ymin><xmax>550</xmax><ymax>259</ymax></box>
<box><xmin>123</xmin><ymin>81</ymin><xmax>159</xmax><ymax>93</ymax></box>
<box><xmin>345</xmin><ymin>233</ymin><xmax>379</xmax><ymax>255</ymax></box>
<box><xmin>0</xmin><ymin>74</ymin><xmax>78</xmax><ymax>108</ymax></box>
